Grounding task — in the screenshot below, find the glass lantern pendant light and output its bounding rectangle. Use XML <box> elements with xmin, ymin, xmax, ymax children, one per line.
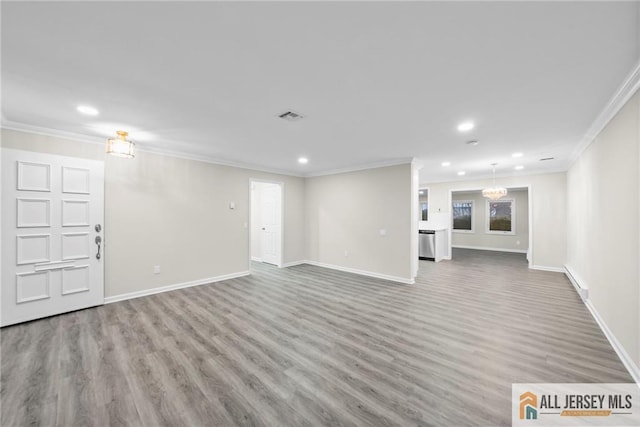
<box><xmin>106</xmin><ymin>130</ymin><xmax>135</xmax><ymax>158</ymax></box>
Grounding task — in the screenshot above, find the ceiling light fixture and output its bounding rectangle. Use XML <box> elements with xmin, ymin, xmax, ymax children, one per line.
<box><xmin>457</xmin><ymin>121</ymin><xmax>474</xmax><ymax>132</ymax></box>
<box><xmin>77</xmin><ymin>105</ymin><xmax>99</xmax><ymax>116</ymax></box>
<box><xmin>441</xmin><ymin>161</ymin><xmax>451</xmax><ymax>167</ymax></box>
<box><xmin>482</xmin><ymin>163</ymin><xmax>507</xmax><ymax>200</ymax></box>
<box><xmin>515</xmin><ymin>165</ymin><xmax>524</xmax><ymax>170</ymax></box>
<box><xmin>298</xmin><ymin>157</ymin><xmax>308</xmax><ymax>164</ymax></box>
<box><xmin>512</xmin><ymin>152</ymin><xmax>523</xmax><ymax>158</ymax></box>
<box><xmin>106</xmin><ymin>130</ymin><xmax>135</xmax><ymax>158</ymax></box>
<box><xmin>419</xmin><ymin>190</ymin><xmax>424</xmax><ymax>195</ymax></box>
<box><xmin>457</xmin><ymin>171</ymin><xmax>466</xmax><ymax>176</ymax></box>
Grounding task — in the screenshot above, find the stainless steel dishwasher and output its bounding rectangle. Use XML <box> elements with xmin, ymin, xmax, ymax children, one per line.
<box><xmin>418</xmin><ymin>230</ymin><xmax>435</xmax><ymax>261</ymax></box>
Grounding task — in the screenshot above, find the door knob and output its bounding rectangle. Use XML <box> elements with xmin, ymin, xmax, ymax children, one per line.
<box><xmin>95</xmin><ymin>224</ymin><xmax>102</xmax><ymax>233</ymax></box>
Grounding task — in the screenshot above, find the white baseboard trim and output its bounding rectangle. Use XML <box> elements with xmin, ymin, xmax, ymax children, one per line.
<box><xmin>280</xmin><ymin>260</ymin><xmax>306</xmax><ymax>268</ymax></box>
<box><xmin>250</xmin><ymin>256</ymin><xmax>263</xmax><ymax>262</ymax></box>
<box><xmin>104</xmin><ymin>271</ymin><xmax>250</xmax><ymax>304</ymax></box>
<box><xmin>562</xmin><ymin>266</ymin><xmax>640</xmax><ymax>384</ymax></box>
<box><xmin>563</xmin><ymin>264</ymin><xmax>589</xmax><ymax>300</ymax></box>
<box><xmin>304</xmin><ymin>260</ymin><xmax>414</xmax><ymax>284</ymax></box>
<box><xmin>452</xmin><ymin>245</ymin><xmax>528</xmax><ymax>254</ymax></box>
<box><xmin>584</xmin><ymin>299</ymin><xmax>640</xmax><ymax>384</ymax></box>
<box><xmin>529</xmin><ymin>265</ymin><xmax>565</xmax><ymax>273</ymax></box>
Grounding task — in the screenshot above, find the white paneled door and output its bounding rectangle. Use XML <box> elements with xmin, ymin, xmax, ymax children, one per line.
<box><xmin>260</xmin><ymin>184</ymin><xmax>282</xmax><ymax>266</ymax></box>
<box><xmin>1</xmin><ymin>149</ymin><xmax>104</xmax><ymax>326</ymax></box>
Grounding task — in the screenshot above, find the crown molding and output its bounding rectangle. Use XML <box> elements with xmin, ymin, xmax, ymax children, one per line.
<box><xmin>304</xmin><ymin>157</ymin><xmax>414</xmax><ymax>178</ymax></box>
<box><xmin>569</xmin><ymin>58</ymin><xmax>640</xmax><ymax>166</ymax></box>
<box><xmin>1</xmin><ymin>120</ymin><xmax>303</xmax><ymax>177</ymax></box>
<box><xmin>130</xmin><ymin>145</ymin><xmax>303</xmax><ymax>177</ymax></box>
<box><xmin>1</xmin><ymin>120</ymin><xmax>105</xmax><ymax>146</ymax></box>
<box><xmin>1</xmin><ymin>120</ymin><xmax>414</xmax><ymax>178</ymax></box>
<box><xmin>419</xmin><ymin>167</ymin><xmax>569</xmax><ymax>185</ymax></box>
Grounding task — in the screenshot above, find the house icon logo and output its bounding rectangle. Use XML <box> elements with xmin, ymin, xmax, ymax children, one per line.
<box><xmin>520</xmin><ymin>391</ymin><xmax>538</xmax><ymax>420</ymax></box>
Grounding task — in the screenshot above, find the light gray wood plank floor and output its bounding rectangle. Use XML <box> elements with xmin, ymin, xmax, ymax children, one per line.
<box><xmin>1</xmin><ymin>249</ymin><xmax>633</xmax><ymax>426</ymax></box>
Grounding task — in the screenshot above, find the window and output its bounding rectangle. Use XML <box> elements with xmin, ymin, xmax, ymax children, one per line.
<box><xmin>486</xmin><ymin>199</ymin><xmax>515</xmax><ymax>234</ymax></box>
<box><xmin>419</xmin><ymin>189</ymin><xmax>429</xmax><ymax>221</ymax></box>
<box><xmin>420</xmin><ymin>202</ymin><xmax>428</xmax><ymax>221</ymax></box>
<box><xmin>452</xmin><ymin>200</ymin><xmax>473</xmax><ymax>232</ymax></box>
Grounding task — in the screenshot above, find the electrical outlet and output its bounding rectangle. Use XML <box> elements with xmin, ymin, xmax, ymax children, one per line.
<box><xmin>516</xmin><ymin>240</ymin><xmax>520</xmax><ymax>246</ymax></box>
<box><xmin>153</xmin><ymin>265</ymin><xmax>160</xmax><ymax>274</ymax></box>
<box><xmin>379</xmin><ymin>228</ymin><xmax>387</xmax><ymax>236</ymax></box>
<box><xmin>344</xmin><ymin>250</ymin><xmax>349</xmax><ymax>257</ymax></box>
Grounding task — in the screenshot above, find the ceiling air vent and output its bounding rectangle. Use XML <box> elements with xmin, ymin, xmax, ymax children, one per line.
<box><xmin>278</xmin><ymin>110</ymin><xmax>305</xmax><ymax>121</ymax></box>
<box><xmin>539</xmin><ymin>157</ymin><xmax>555</xmax><ymax>161</ymax></box>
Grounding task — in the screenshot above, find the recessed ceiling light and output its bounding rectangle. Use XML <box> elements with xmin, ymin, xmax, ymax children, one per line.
<box><xmin>515</xmin><ymin>165</ymin><xmax>524</xmax><ymax>170</ymax></box>
<box><xmin>441</xmin><ymin>161</ymin><xmax>451</xmax><ymax>167</ymax></box>
<box><xmin>512</xmin><ymin>152</ymin><xmax>523</xmax><ymax>158</ymax></box>
<box><xmin>419</xmin><ymin>190</ymin><xmax>424</xmax><ymax>195</ymax></box>
<box><xmin>457</xmin><ymin>171</ymin><xmax>466</xmax><ymax>176</ymax></box>
<box><xmin>457</xmin><ymin>121</ymin><xmax>474</xmax><ymax>132</ymax></box>
<box><xmin>298</xmin><ymin>157</ymin><xmax>308</xmax><ymax>164</ymax></box>
<box><xmin>77</xmin><ymin>105</ymin><xmax>99</xmax><ymax>116</ymax></box>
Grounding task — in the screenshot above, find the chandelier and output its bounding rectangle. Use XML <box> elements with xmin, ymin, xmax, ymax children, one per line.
<box><xmin>482</xmin><ymin>163</ymin><xmax>507</xmax><ymax>200</ymax></box>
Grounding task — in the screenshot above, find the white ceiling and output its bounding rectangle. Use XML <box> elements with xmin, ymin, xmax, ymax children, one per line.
<box><xmin>2</xmin><ymin>2</ymin><xmax>639</xmax><ymax>181</ymax></box>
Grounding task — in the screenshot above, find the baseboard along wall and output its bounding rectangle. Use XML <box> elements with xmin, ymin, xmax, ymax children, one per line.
<box><xmin>452</xmin><ymin>244</ymin><xmax>528</xmax><ymax>254</ymax></box>
<box><xmin>563</xmin><ymin>266</ymin><xmax>640</xmax><ymax>384</ymax></box>
<box><xmin>302</xmin><ymin>260</ymin><xmax>415</xmax><ymax>285</ymax></box>
<box><xmin>104</xmin><ymin>271</ymin><xmax>250</xmax><ymax>304</ymax></box>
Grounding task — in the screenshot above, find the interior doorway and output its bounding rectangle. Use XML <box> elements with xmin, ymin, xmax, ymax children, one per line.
<box><xmin>448</xmin><ymin>186</ymin><xmax>531</xmax><ymax>266</ymax></box>
<box><xmin>250</xmin><ymin>180</ymin><xmax>283</xmax><ymax>267</ymax></box>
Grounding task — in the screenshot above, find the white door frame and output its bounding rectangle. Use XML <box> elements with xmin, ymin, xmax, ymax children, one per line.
<box><xmin>447</xmin><ymin>184</ymin><xmax>533</xmax><ymax>268</ymax></box>
<box><xmin>248</xmin><ymin>178</ymin><xmax>284</xmax><ymax>270</ymax></box>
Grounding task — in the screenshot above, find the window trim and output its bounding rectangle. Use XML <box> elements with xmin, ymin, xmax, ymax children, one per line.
<box><xmin>452</xmin><ymin>200</ymin><xmax>474</xmax><ymax>233</ymax></box>
<box><xmin>485</xmin><ymin>198</ymin><xmax>516</xmax><ymax>235</ymax></box>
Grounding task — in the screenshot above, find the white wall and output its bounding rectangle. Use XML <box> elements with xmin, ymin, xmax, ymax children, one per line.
<box><xmin>425</xmin><ymin>172</ymin><xmax>566</xmax><ymax>269</ymax></box>
<box><xmin>566</xmin><ymin>89</ymin><xmax>640</xmax><ymax>370</ymax></box>
<box><xmin>305</xmin><ymin>164</ymin><xmax>414</xmax><ymax>282</ymax></box>
<box><xmin>451</xmin><ymin>189</ymin><xmax>529</xmax><ymax>252</ymax></box>
<box><xmin>1</xmin><ymin>129</ymin><xmax>306</xmax><ymax>297</ymax></box>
